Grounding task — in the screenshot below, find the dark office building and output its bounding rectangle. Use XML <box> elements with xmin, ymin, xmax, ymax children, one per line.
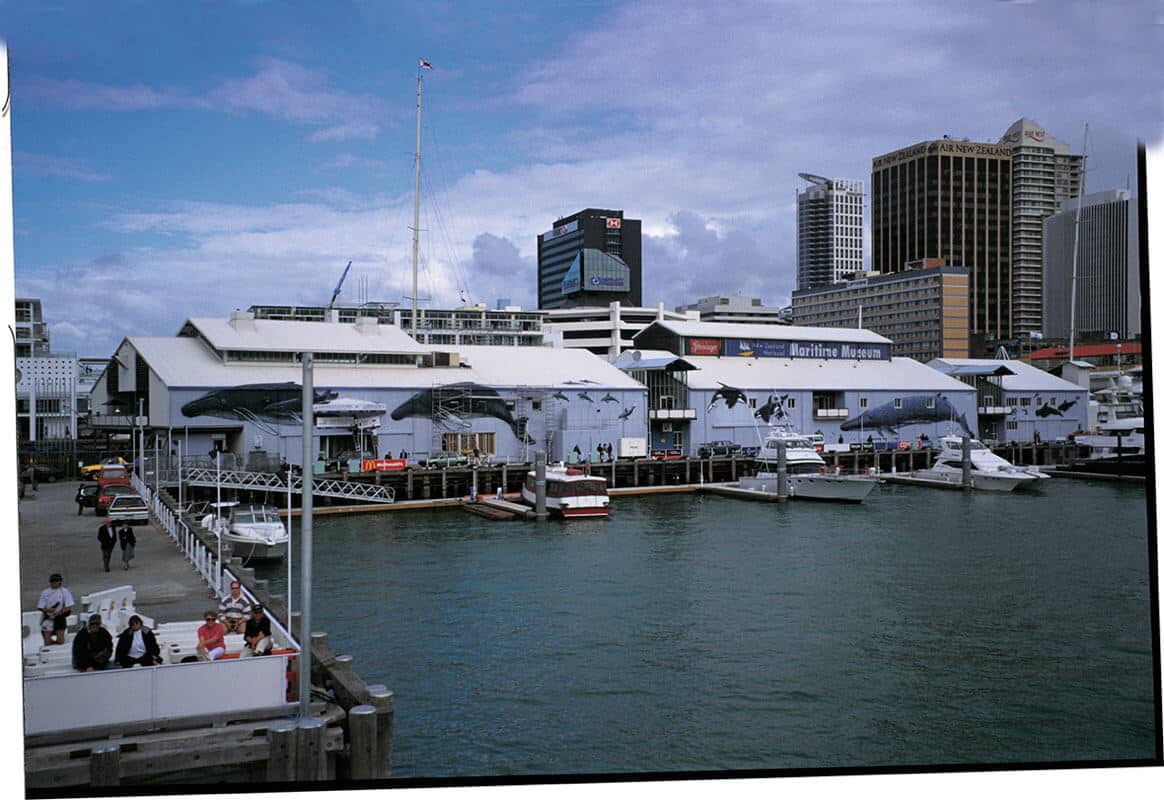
<box><xmin>871</xmin><ymin>139</ymin><xmax>1013</xmax><ymax>342</ymax></box>
<box><xmin>537</xmin><ymin>209</ymin><xmax>642</xmax><ymax>309</ymax></box>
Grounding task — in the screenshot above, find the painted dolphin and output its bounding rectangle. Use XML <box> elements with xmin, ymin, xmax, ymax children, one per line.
<box><xmin>578</xmin><ymin>392</ymin><xmax>595</xmax><ymax>403</ymax></box>
<box><xmin>1058</xmin><ymin>399</ymin><xmax>1077</xmax><ymax>412</ymax></box>
<box><xmin>707</xmin><ymin>383</ymin><xmax>748</xmax><ymax>412</ymax></box>
<box><xmin>390</xmin><ymin>382</ymin><xmax>534</xmax><ymax>444</ymax></box>
<box><xmin>839</xmin><ymin>393</ymin><xmax>974</xmax><ymax>437</ymax></box>
<box><xmin>600</xmin><ymin>393</ymin><xmax>619</xmax><ymax>403</ymax></box>
<box><xmin>1034</xmin><ymin>403</ymin><xmax>1063</xmax><ymax>418</ymax></box>
<box><xmin>618</xmin><ymin>405</ymin><xmax>635</xmax><ymax>421</ymax></box>
<box><xmin>551</xmin><ymin>391</ymin><xmax>569</xmax><ymax>401</ymax></box>
<box><xmin>181</xmin><ymin>383</ymin><xmax>336</xmax><ymax>423</ymax></box>
<box><xmin>754</xmin><ymin>394</ymin><xmax>788</xmax><ymax>424</ymax></box>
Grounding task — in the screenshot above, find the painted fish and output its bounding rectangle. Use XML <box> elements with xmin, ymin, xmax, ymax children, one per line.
<box><xmin>390</xmin><ymin>382</ymin><xmax>534</xmax><ymax>444</ymax></box>
<box><xmin>839</xmin><ymin>393</ymin><xmax>974</xmax><ymax>437</ymax></box>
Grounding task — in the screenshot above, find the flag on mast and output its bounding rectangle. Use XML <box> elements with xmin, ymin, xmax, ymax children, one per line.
<box><xmin>419</xmin><ymin>58</ymin><xmax>433</xmax><ymax>70</ymax></box>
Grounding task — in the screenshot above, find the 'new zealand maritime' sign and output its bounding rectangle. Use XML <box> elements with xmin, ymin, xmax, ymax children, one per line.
<box><xmin>692</xmin><ymin>339</ymin><xmax>891</xmax><ymax>360</ymax></box>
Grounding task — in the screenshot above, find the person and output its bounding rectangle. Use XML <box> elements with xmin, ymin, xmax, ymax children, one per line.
<box><xmin>217</xmin><ymin>580</ymin><xmax>252</xmax><ymax>634</ymax></box>
<box><xmin>72</xmin><ymin>614</ymin><xmax>114</xmax><ymax>672</ymax></box>
<box><xmin>242</xmin><ymin>605</ymin><xmax>273</xmax><ymax>657</ymax></box>
<box><xmin>196</xmin><ymin>611</ymin><xmax>227</xmax><ymax>661</ymax></box>
<box><xmin>400</xmin><ymin>449</ymin><xmax>408</xmax><ymax>461</ymax></box>
<box><xmin>384</xmin><ymin>450</ymin><xmax>392</xmax><ymax>460</ymax></box>
<box><xmin>1034</xmin><ymin>430</ymin><xmax>1042</xmax><ymax>445</ymax></box>
<box><xmin>97</xmin><ymin>517</ymin><xmax>117</xmax><ymax>572</ymax></box>
<box><xmin>115</xmin><ymin>614</ymin><xmax>162</xmax><ymax>667</ymax></box>
<box><xmin>75</xmin><ymin>482</ymin><xmax>88</xmax><ymax>516</ymax></box>
<box><xmin>37</xmin><ymin>574</ymin><xmax>75</xmax><ymax>646</ymax></box>
<box><xmin>118</xmin><ymin>523</ymin><xmax>137</xmax><ymax>570</ymax></box>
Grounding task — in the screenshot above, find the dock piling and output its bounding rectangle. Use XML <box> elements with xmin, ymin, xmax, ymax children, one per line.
<box><xmin>296</xmin><ymin>717</ymin><xmax>329</xmax><ymax>781</ymax></box>
<box><xmin>347</xmin><ymin>704</ymin><xmax>378</xmax><ymax>780</ymax></box>
<box><xmin>367</xmin><ymin>685</ymin><xmax>395</xmax><ymax>777</ymax></box>
<box><xmin>267</xmin><ymin>719</ymin><xmax>299</xmax><ymax>781</ymax></box>
<box><xmin>89</xmin><ymin>743</ymin><xmax>121</xmax><ymax>787</ymax></box>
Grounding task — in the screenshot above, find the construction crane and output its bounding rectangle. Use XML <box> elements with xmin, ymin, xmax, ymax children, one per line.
<box><xmin>327</xmin><ymin>261</ymin><xmax>353</xmax><ymax>312</ymax></box>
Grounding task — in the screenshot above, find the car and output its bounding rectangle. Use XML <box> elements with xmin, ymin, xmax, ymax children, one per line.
<box><xmin>21</xmin><ymin>462</ymin><xmax>64</xmax><ymax>484</ymax></box>
<box><xmin>420</xmin><ymin>451</ymin><xmax>469</xmax><ymax>469</ymax></box>
<box><xmin>96</xmin><ymin>483</ymin><xmax>136</xmax><ymax>515</ymax></box>
<box><xmin>107</xmin><ymin>493</ymin><xmax>150</xmax><ymax>525</ymax></box>
<box><xmin>697</xmin><ymin>441</ymin><xmax>741</xmax><ymax>458</ymax></box>
<box><xmin>82</xmin><ymin>456</ymin><xmax>128</xmax><ymax>480</ymax></box>
<box><xmin>97</xmin><ymin>465</ymin><xmax>131</xmax><ymax>489</ymax></box>
<box><xmin>77</xmin><ymin>483</ymin><xmax>100</xmax><ymax>508</ymax></box>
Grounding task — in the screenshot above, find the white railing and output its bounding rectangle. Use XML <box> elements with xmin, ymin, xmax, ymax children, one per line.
<box><xmin>180</xmin><ymin>467</ymin><xmax>395</xmax><ymax>504</ymax></box>
<box><xmin>23</xmin><ymin>653</ymin><xmax>294</xmax><ymax>734</ymax></box>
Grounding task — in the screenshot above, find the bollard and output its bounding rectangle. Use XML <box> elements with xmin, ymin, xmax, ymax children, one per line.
<box><xmin>367</xmin><ymin>685</ymin><xmax>395</xmax><ymax>777</ymax></box>
<box><xmin>267</xmin><ymin>720</ymin><xmax>299</xmax><ymax>781</ymax></box>
<box><xmin>776</xmin><ymin>440</ymin><xmax>788</xmax><ymax>501</ymax></box>
<box><xmin>296</xmin><ymin>716</ymin><xmax>328</xmax><ymax>781</ymax></box>
<box><xmin>534</xmin><ymin>451</ymin><xmax>547</xmax><ymax>520</ymax></box>
<box><xmin>961</xmin><ymin>436</ymin><xmax>972</xmax><ymax>489</ymax></box>
<box><xmin>347</xmin><ymin>704</ymin><xmax>379</xmax><ymax>780</ymax></box>
<box><xmin>90</xmin><ymin>743</ymin><xmax>121</xmax><ymax>787</ymax></box>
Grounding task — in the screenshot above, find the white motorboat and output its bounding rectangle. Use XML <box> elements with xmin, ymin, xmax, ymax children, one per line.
<box><xmin>741</xmin><ymin>427</ymin><xmax>878</xmax><ymax>502</ymax></box>
<box><xmin>913</xmin><ymin>435</ymin><xmax>1048</xmax><ymax>491</ymax></box>
<box><xmin>201</xmin><ymin>501</ymin><xmax>289</xmax><ymax>562</ymax></box>
<box><xmin>1074</xmin><ymin>417</ymin><xmax>1146</xmax><ymax>461</ymax></box>
<box><xmin>521</xmin><ymin>464</ymin><xmax>610</xmax><ymax>518</ymax></box>
<box><xmin>313</xmin><ymin>397</ymin><xmax>387</xmax><ymax>432</ymax></box>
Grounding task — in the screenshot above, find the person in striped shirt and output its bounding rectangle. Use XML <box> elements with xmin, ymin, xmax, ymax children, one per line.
<box><xmin>217</xmin><ymin>580</ymin><xmax>252</xmax><ymax>634</ymax></box>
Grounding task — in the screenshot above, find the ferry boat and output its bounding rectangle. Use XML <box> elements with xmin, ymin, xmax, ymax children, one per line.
<box><xmin>201</xmin><ymin>501</ymin><xmax>289</xmax><ymax>562</ymax></box>
<box><xmin>521</xmin><ymin>464</ymin><xmax>610</xmax><ymax>518</ymax></box>
<box><xmin>913</xmin><ymin>435</ymin><xmax>1048</xmax><ymax>491</ymax></box>
<box><xmin>740</xmin><ymin>427</ymin><xmax>877</xmax><ymax>502</ymax></box>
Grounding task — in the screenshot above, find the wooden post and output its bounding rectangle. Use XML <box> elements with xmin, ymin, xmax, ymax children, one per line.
<box><xmin>441</xmin><ymin>468</ymin><xmax>448</xmax><ymax>498</ymax></box>
<box><xmin>296</xmin><ymin>717</ymin><xmax>328</xmax><ymax>781</ymax></box>
<box><xmin>89</xmin><ymin>743</ymin><xmax>121</xmax><ymax>787</ymax></box>
<box><xmin>347</xmin><ymin>704</ymin><xmax>378</xmax><ymax>780</ymax></box>
<box><xmin>367</xmin><ymin>685</ymin><xmax>395</xmax><ymax>778</ymax></box>
<box><xmin>684</xmin><ymin>458</ymin><xmax>690</xmax><ymax>484</ymax></box>
<box><xmin>634</xmin><ymin>459</ymin><xmax>640</xmax><ymax>487</ymax></box>
<box><xmin>267</xmin><ymin>719</ymin><xmax>299</xmax><ymax>781</ymax></box>
<box><xmin>310</xmin><ymin>631</ymin><xmax>329</xmax><ymax>686</ymax></box>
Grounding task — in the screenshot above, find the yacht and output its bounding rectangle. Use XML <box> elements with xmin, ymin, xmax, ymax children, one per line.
<box><xmin>913</xmin><ymin>435</ymin><xmax>1048</xmax><ymax>491</ymax></box>
<box><xmin>740</xmin><ymin>427</ymin><xmax>877</xmax><ymax>502</ymax></box>
<box><xmin>201</xmin><ymin>502</ymin><xmax>289</xmax><ymax>562</ymax></box>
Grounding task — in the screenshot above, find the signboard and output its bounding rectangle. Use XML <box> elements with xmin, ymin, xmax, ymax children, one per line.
<box><xmin>687</xmin><ymin>338</ymin><xmax>723</xmax><ymax>356</ymax></box>
<box><xmin>590</xmin><ymin>275</ymin><xmax>625</xmax><ymax>288</ymax></box>
<box><xmin>720</xmin><ymin>338</ymin><xmax>890</xmax><ymax>360</ymax></box>
<box><xmin>873</xmin><ymin>140</ymin><xmax>1011</xmax><ymax>169</ymax></box>
<box><xmin>363</xmin><ymin>459</ymin><xmax>407</xmax><ymax>472</ymax></box>
<box><xmin>541</xmin><ymin>220</ymin><xmax>579</xmax><ymax>242</ymax></box>
<box><xmin>606</xmin><ymin>217</ymin><xmax>622</xmax><ymax>229</ymax></box>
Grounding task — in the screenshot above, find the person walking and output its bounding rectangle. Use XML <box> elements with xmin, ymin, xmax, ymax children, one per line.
<box><xmin>97</xmin><ymin>517</ymin><xmax>117</xmax><ymax>572</ymax></box>
<box><xmin>75</xmin><ymin>483</ymin><xmax>87</xmax><ymax>516</ymax></box>
<box><xmin>118</xmin><ymin>523</ymin><xmax>137</xmax><ymax>570</ymax></box>
<box><xmin>37</xmin><ymin>573</ymin><xmax>75</xmax><ymax>646</ymax></box>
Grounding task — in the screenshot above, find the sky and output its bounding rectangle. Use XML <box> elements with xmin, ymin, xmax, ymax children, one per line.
<box><xmin>4</xmin><ymin>1</ymin><xmax>1163</xmax><ymax>359</ymax></box>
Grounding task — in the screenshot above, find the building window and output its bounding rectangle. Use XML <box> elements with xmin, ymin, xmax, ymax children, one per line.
<box><xmin>859</xmin><ymin>398</ymin><xmax>868</xmax><ymax>409</ymax></box>
<box><xmin>1006</xmin><ymin>420</ymin><xmax>1018</xmax><ymax>431</ymax></box>
<box><xmin>786</xmin><ymin>397</ymin><xmax>796</xmax><ymax>409</ymax></box>
<box><xmin>893</xmin><ymin>397</ymin><xmax>902</xmax><ymax>409</ymax></box>
<box><xmin>926</xmin><ymin>397</ymin><xmax>935</xmax><ymax>409</ymax></box>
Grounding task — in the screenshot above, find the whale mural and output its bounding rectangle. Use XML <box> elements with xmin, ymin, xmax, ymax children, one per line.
<box><xmin>840</xmin><ymin>394</ymin><xmax>974</xmax><ymax>437</ymax></box>
<box><xmin>181</xmin><ymin>382</ymin><xmax>338</xmax><ymax>423</ymax></box>
<box><xmin>754</xmin><ymin>394</ymin><xmax>789</xmax><ymax>424</ymax></box>
<box><xmin>390</xmin><ymin>382</ymin><xmax>535</xmax><ymax>444</ymax></box>
<box><xmin>707</xmin><ymin>383</ymin><xmax>748</xmax><ymax>412</ymax></box>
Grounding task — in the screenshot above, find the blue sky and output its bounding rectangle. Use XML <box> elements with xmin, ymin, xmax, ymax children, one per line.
<box><xmin>5</xmin><ymin>1</ymin><xmax>1162</xmax><ymax>358</ymax></box>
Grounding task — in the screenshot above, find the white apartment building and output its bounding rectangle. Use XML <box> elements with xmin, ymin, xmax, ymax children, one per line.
<box><xmin>674</xmin><ymin>295</ymin><xmax>788</xmax><ymax>325</ymax></box>
<box><xmin>796</xmin><ymin>174</ymin><xmax>865</xmax><ymax>291</ymax></box>
<box><xmin>542</xmin><ymin>302</ymin><xmax>699</xmax><ymax>360</ymax></box>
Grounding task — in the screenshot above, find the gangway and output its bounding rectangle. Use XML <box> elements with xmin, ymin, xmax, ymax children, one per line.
<box><xmin>177</xmin><ymin>467</ymin><xmax>395</xmax><ymax>504</ymax></box>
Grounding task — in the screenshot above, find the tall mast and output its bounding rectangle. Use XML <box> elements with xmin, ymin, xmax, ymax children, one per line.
<box><xmin>411</xmin><ymin>71</ymin><xmax>423</xmax><ymax>340</ymax></box>
<box><xmin>1068</xmin><ymin>123</ymin><xmax>1088</xmax><ymax>362</ymax></box>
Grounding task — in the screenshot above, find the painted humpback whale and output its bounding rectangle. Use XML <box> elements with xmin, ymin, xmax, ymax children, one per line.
<box><xmin>390</xmin><ymin>382</ymin><xmax>534</xmax><ymax>444</ymax></box>
<box><xmin>840</xmin><ymin>393</ymin><xmax>974</xmax><ymax>437</ymax></box>
<box><xmin>181</xmin><ymin>382</ymin><xmax>338</xmax><ymax>423</ymax></box>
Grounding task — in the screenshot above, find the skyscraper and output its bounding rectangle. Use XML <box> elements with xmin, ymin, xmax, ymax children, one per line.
<box><xmin>795</xmin><ymin>174</ymin><xmax>865</xmax><ymax>291</ymax></box>
<box><xmin>1042</xmin><ymin>189</ymin><xmax>1140</xmax><ymax>341</ymax></box>
<box><xmin>999</xmin><ymin>118</ymin><xmax>1083</xmax><ymax>337</ymax></box>
<box><xmin>537</xmin><ymin>209</ymin><xmax>642</xmax><ymax>309</ymax></box>
<box><xmin>871</xmin><ymin>138</ymin><xmax>1013</xmax><ymax>343</ymax></box>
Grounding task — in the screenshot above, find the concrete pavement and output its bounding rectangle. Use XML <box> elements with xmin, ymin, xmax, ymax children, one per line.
<box><xmin>18</xmin><ymin>481</ymin><xmax>219</xmax><ymax>625</ymax></box>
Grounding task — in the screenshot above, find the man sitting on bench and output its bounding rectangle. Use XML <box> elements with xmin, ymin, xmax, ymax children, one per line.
<box><xmin>242</xmin><ymin>605</ymin><xmax>273</xmax><ymax>657</ymax></box>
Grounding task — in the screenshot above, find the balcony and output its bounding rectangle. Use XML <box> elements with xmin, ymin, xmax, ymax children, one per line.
<box><xmin>813</xmin><ymin>408</ymin><xmax>849</xmax><ymax>420</ymax></box>
<box><xmin>649</xmin><ymin>408</ymin><xmax>697</xmax><ymax>420</ymax></box>
<box><xmin>978</xmin><ymin>405</ymin><xmax>1011</xmax><ymax>416</ymax></box>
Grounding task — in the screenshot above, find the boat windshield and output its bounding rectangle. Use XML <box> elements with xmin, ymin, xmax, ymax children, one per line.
<box><xmin>765</xmin><ymin>438</ymin><xmax>812</xmax><ymax>449</ymax></box>
<box><xmin>233</xmin><ymin>506</ymin><xmax>277</xmax><ymax>524</ymax></box>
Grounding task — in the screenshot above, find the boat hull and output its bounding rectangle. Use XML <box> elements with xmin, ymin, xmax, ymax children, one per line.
<box><xmin>519</xmin><ymin>486</ymin><xmax>610</xmax><ymax>519</ymax></box>
<box><xmin>913</xmin><ymin>468</ymin><xmax>1032</xmax><ymax>492</ymax></box>
<box><xmin>223</xmin><ymin>534</ymin><xmax>288</xmax><ymax>562</ymax></box>
<box><xmin>739</xmin><ymin>473</ymin><xmax>878</xmax><ymax>502</ymax></box>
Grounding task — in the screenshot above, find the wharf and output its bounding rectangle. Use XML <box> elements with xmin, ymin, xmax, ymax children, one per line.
<box><xmin>878</xmin><ymin>473</ymin><xmax>968</xmax><ymax>490</ymax></box>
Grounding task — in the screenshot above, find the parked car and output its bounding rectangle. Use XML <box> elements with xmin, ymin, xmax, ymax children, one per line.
<box><xmin>420</xmin><ymin>451</ymin><xmax>469</xmax><ymax>469</ymax></box>
<box><xmin>96</xmin><ymin>483</ymin><xmax>136</xmax><ymax>515</ymax></box>
<box><xmin>107</xmin><ymin>493</ymin><xmax>150</xmax><ymax>525</ymax></box>
<box><xmin>697</xmin><ymin>440</ymin><xmax>741</xmax><ymax>458</ymax></box>
<box><xmin>21</xmin><ymin>461</ymin><xmax>63</xmax><ymax>484</ymax></box>
<box><xmin>97</xmin><ymin>465</ymin><xmax>131</xmax><ymax>489</ymax></box>
<box><xmin>82</xmin><ymin>455</ymin><xmax>128</xmax><ymax>480</ymax></box>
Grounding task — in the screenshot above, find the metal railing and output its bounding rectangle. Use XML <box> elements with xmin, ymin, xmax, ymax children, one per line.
<box><xmin>178</xmin><ymin>467</ymin><xmax>395</xmax><ymax>504</ymax></box>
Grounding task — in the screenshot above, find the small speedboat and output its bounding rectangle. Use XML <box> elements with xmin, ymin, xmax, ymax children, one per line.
<box><xmin>742</xmin><ymin>427</ymin><xmax>878</xmax><ymax>502</ymax></box>
<box><xmin>201</xmin><ymin>502</ymin><xmax>288</xmax><ymax>562</ymax></box>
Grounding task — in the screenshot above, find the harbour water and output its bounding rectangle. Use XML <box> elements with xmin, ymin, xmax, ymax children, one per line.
<box><xmin>257</xmin><ymin>479</ymin><xmax>1157</xmax><ymax>778</ymax></box>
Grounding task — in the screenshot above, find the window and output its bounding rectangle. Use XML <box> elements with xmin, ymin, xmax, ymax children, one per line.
<box><xmin>926</xmin><ymin>397</ymin><xmax>935</xmax><ymax>409</ymax></box>
<box><xmin>1006</xmin><ymin>420</ymin><xmax>1018</xmax><ymax>431</ymax></box>
<box><xmin>893</xmin><ymin>397</ymin><xmax>902</xmax><ymax>409</ymax></box>
<box><xmin>860</xmin><ymin>398</ymin><xmax>868</xmax><ymax>409</ymax></box>
<box><xmin>786</xmin><ymin>397</ymin><xmax>796</xmax><ymax>409</ymax></box>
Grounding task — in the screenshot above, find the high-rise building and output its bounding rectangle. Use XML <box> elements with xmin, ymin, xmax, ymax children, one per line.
<box><xmin>871</xmin><ymin>138</ymin><xmax>1013</xmax><ymax>345</ymax></box>
<box><xmin>999</xmin><ymin>118</ymin><xmax>1083</xmax><ymax>337</ymax></box>
<box><xmin>537</xmin><ymin>209</ymin><xmax>642</xmax><ymax>309</ymax></box>
<box><xmin>795</xmin><ymin>174</ymin><xmax>865</xmax><ymax>290</ymax></box>
<box><xmin>1043</xmin><ymin>189</ymin><xmax>1140</xmax><ymax>341</ymax></box>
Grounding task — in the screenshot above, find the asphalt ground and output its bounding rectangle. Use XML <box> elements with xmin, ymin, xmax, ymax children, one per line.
<box><xmin>17</xmin><ymin>481</ymin><xmax>220</xmax><ymax>625</ymax></box>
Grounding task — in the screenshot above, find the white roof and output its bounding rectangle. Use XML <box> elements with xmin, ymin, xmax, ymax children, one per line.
<box><xmin>929</xmin><ymin>358</ymin><xmax>1086</xmax><ymax>393</ymax></box>
<box><xmin>184</xmin><ymin>316</ymin><xmax>427</xmax><ymax>354</ymax></box>
<box><xmin>646</xmin><ymin>320</ymin><xmax>892</xmax><ymax>344</ymax></box>
<box><xmin>130</xmin><ymin>336</ymin><xmax>641</xmax><ymax>391</ymax></box>
<box><xmin>683</xmin><ymin>355</ymin><xmax>970</xmax><ymax>393</ymax></box>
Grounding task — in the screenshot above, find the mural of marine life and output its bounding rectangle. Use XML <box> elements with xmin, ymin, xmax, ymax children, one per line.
<box><xmin>707</xmin><ymin>383</ymin><xmax>748</xmax><ymax>412</ymax></box>
<box><xmin>600</xmin><ymin>393</ymin><xmax>619</xmax><ymax>403</ymax></box>
<box><xmin>839</xmin><ymin>393</ymin><xmax>974</xmax><ymax>437</ymax></box>
<box><xmin>618</xmin><ymin>405</ymin><xmax>635</xmax><ymax>421</ymax></box>
<box><xmin>1034</xmin><ymin>403</ymin><xmax>1062</xmax><ymax>418</ymax></box>
<box><xmin>390</xmin><ymin>382</ymin><xmax>535</xmax><ymax>444</ymax></box>
<box><xmin>181</xmin><ymin>382</ymin><xmax>338</xmax><ymax>424</ymax></box>
<box><xmin>754</xmin><ymin>393</ymin><xmax>789</xmax><ymax>423</ymax></box>
<box><xmin>551</xmin><ymin>391</ymin><xmax>569</xmax><ymax>401</ymax></box>
<box><xmin>577</xmin><ymin>392</ymin><xmax>595</xmax><ymax>403</ymax></box>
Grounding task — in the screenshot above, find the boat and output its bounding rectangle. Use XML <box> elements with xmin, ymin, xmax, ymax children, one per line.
<box><xmin>313</xmin><ymin>396</ymin><xmax>387</xmax><ymax>432</ymax></box>
<box><xmin>912</xmin><ymin>435</ymin><xmax>1048</xmax><ymax>491</ymax></box>
<box><xmin>201</xmin><ymin>501</ymin><xmax>289</xmax><ymax>562</ymax></box>
<box><xmin>520</xmin><ymin>464</ymin><xmax>610</xmax><ymax>518</ymax></box>
<box><xmin>740</xmin><ymin>427</ymin><xmax>878</xmax><ymax>502</ymax></box>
